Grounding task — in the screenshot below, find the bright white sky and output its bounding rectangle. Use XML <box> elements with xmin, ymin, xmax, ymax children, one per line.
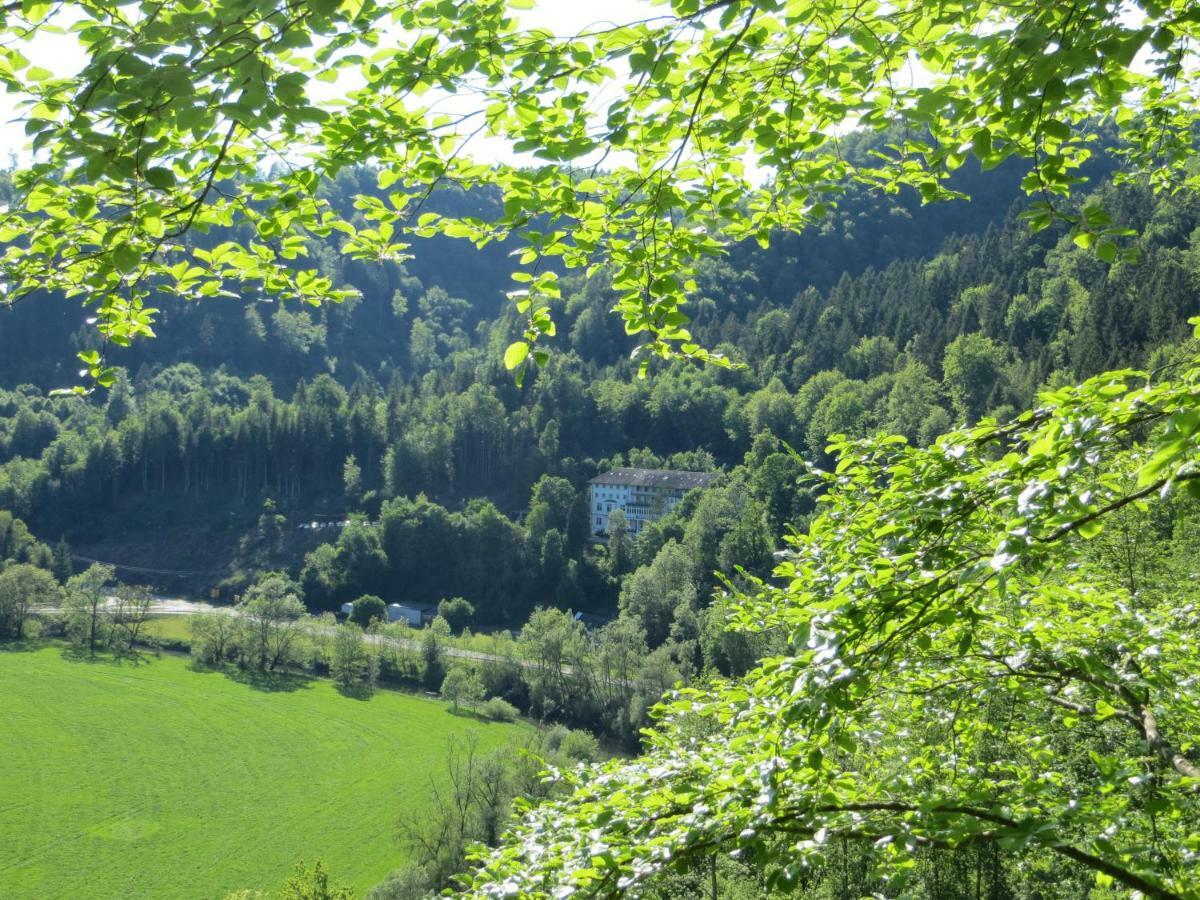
<box><xmin>0</xmin><ymin>0</ymin><xmax>659</xmax><ymax>164</ymax></box>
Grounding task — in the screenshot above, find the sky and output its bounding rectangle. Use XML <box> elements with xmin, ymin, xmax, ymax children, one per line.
<box><xmin>0</xmin><ymin>0</ymin><xmax>659</xmax><ymax>164</ymax></box>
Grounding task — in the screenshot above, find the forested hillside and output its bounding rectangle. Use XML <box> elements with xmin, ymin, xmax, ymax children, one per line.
<box><xmin>1</xmin><ymin>151</ymin><xmax>1197</xmax><ymax>623</ymax></box>
<box><xmin>3</xmin><ymin>0</ymin><xmax>1200</xmax><ymax>896</ymax></box>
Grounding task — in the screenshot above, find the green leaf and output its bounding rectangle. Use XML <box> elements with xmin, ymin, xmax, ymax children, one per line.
<box><xmin>1094</xmin><ymin>699</ymin><xmax>1118</xmax><ymax>721</ymax></box>
<box><xmin>112</xmin><ymin>243</ymin><xmax>141</xmax><ymax>273</ymax></box>
<box><xmin>144</xmin><ymin>167</ymin><xmax>177</xmax><ymax>190</ymax></box>
<box><xmin>504</xmin><ymin>341</ymin><xmax>529</xmax><ymax>370</ymax></box>
<box><xmin>970</xmin><ymin>128</ymin><xmax>992</xmax><ymax>159</ymax></box>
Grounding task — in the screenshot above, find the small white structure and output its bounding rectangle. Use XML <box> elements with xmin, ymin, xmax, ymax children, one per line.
<box><xmin>387</xmin><ymin>603</ymin><xmax>430</xmax><ymax>627</ymax></box>
<box><xmin>588</xmin><ymin>467</ymin><xmax>718</xmax><ymax>537</ymax></box>
<box><xmin>340</xmin><ymin>602</ymin><xmax>354</xmax><ymax>617</ymax></box>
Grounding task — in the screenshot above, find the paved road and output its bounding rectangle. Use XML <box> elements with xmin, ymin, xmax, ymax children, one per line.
<box><xmin>40</xmin><ymin>596</ymin><xmax>221</xmax><ymax>617</ymax></box>
<box><xmin>148</xmin><ymin>597</ymin><xmax>222</xmax><ymax>615</ymax></box>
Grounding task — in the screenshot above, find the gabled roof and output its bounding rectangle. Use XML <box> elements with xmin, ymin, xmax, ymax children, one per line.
<box><xmin>588</xmin><ymin>467</ymin><xmax>719</xmax><ymax>491</ymax></box>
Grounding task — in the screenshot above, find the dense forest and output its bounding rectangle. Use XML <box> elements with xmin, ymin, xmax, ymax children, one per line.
<box><xmin>4</xmin><ymin>154</ymin><xmax>1198</xmax><ymax>894</ymax></box>
<box><xmin>1</xmin><ymin>142</ymin><xmax>1197</xmax><ymax>630</ymax></box>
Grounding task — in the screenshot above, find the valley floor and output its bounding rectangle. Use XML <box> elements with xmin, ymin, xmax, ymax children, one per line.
<box><xmin>0</xmin><ymin>645</ymin><xmax>526</xmax><ymax>898</ymax></box>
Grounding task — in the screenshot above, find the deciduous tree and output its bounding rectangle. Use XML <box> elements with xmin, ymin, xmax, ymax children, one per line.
<box><xmin>440</xmin><ymin>665</ymin><xmax>484</xmax><ymax>713</ymax></box>
<box><xmin>0</xmin><ymin>562</ymin><xmax>58</xmax><ymax>639</ymax></box>
<box><xmin>329</xmin><ymin>623</ymin><xmax>377</xmax><ymax>696</ymax></box>
<box><xmin>237</xmin><ymin>573</ymin><xmax>305</xmax><ymax>672</ymax></box>
<box><xmin>63</xmin><ymin>562</ymin><xmax>114</xmax><ymax>654</ymax></box>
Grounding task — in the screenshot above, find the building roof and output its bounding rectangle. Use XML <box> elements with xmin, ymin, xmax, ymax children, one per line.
<box><xmin>588</xmin><ymin>467</ymin><xmax>719</xmax><ymax>490</ymax></box>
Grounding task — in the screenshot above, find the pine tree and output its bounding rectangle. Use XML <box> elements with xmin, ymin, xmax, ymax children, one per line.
<box><xmin>51</xmin><ymin>538</ymin><xmax>72</xmax><ymax>585</ymax></box>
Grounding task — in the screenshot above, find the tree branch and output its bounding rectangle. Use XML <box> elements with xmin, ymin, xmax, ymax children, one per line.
<box><xmin>801</xmin><ymin>802</ymin><xmax>1185</xmax><ymax>900</ymax></box>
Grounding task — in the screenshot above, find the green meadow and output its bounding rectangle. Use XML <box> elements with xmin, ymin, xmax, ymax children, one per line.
<box><xmin>0</xmin><ymin>645</ymin><xmax>525</xmax><ymax>899</ymax></box>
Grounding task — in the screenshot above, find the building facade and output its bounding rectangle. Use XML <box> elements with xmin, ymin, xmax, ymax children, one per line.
<box><xmin>588</xmin><ymin>468</ymin><xmax>718</xmax><ymax>537</ymax></box>
<box><xmin>386</xmin><ymin>603</ymin><xmax>435</xmax><ymax>627</ymax></box>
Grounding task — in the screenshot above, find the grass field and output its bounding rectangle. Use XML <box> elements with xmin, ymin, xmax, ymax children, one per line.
<box><xmin>139</xmin><ymin>615</ymin><xmax>195</xmax><ymax>644</ymax></box>
<box><xmin>0</xmin><ymin>645</ymin><xmax>526</xmax><ymax>899</ymax></box>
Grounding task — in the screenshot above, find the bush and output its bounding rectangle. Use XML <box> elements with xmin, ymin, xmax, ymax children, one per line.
<box><xmin>543</xmin><ymin>724</ymin><xmax>571</xmax><ymax>751</ymax></box>
<box><xmin>558</xmin><ymin>728</ymin><xmax>601</xmax><ymax>762</ymax></box>
<box><xmin>155</xmin><ymin>635</ymin><xmax>192</xmax><ymax>654</ymax></box>
<box><xmin>436</xmin><ymin>596</ymin><xmax>474</xmax><ymax>632</ymax></box>
<box><xmin>366</xmin><ymin>863</ymin><xmax>431</xmax><ymax>900</ymax></box>
<box><xmin>479</xmin><ymin>652</ymin><xmax>526</xmax><ymax>706</ymax></box>
<box><xmin>350</xmin><ymin>594</ymin><xmax>386</xmax><ymax>628</ymax></box>
<box><xmin>278</xmin><ymin>860</ymin><xmax>353</xmax><ymax>900</ymax></box>
<box><xmin>482</xmin><ymin>697</ymin><xmax>519</xmax><ymax>722</ymax></box>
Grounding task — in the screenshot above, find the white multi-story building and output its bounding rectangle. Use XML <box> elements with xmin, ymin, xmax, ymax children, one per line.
<box><xmin>588</xmin><ymin>468</ymin><xmax>718</xmax><ymax>537</ymax></box>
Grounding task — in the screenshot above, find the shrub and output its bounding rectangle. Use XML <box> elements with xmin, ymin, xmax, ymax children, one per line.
<box><xmin>366</xmin><ymin>863</ymin><xmax>431</xmax><ymax>900</ymax></box>
<box><xmin>436</xmin><ymin>596</ymin><xmax>474</xmax><ymax>632</ymax></box>
<box><xmin>558</xmin><ymin>729</ymin><xmax>601</xmax><ymax>762</ymax></box>
<box><xmin>350</xmin><ymin>594</ymin><xmax>386</xmax><ymax>628</ymax></box>
<box><xmin>543</xmin><ymin>723</ymin><xmax>571</xmax><ymax>751</ymax></box>
<box><xmin>482</xmin><ymin>697</ymin><xmax>519</xmax><ymax>722</ymax></box>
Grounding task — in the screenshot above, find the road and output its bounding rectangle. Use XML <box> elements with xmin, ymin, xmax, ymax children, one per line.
<box><xmin>40</xmin><ymin>596</ymin><xmax>222</xmax><ymax>617</ymax></box>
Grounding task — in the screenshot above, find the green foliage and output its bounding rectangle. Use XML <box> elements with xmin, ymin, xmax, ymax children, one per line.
<box><xmin>604</xmin><ymin>509</ymin><xmax>632</xmax><ymax>578</ymax></box>
<box><xmin>190</xmin><ymin>610</ymin><xmax>240</xmax><ymax>667</ymax></box>
<box><xmin>2</xmin><ymin>0</ymin><xmax>1192</xmax><ymax>379</ymax></box>
<box><xmin>349</xmin><ymin>595</ymin><xmax>386</xmax><ymax>629</ymax></box>
<box><xmin>441</xmin><ymin>665</ymin><xmax>485</xmax><ymax>713</ymax></box>
<box><xmin>63</xmin><ymin>562</ymin><xmax>114</xmax><ymax>654</ymax></box>
<box><xmin>518</xmin><ymin>607</ymin><xmax>587</xmax><ymax>721</ymax></box>
<box><xmin>436</xmin><ymin>597</ymin><xmax>475</xmax><ymax>633</ymax></box>
<box><xmin>0</xmin><ymin>561</ymin><xmax>58</xmax><ymax>639</ymax></box>
<box><xmin>107</xmin><ymin>582</ymin><xmax>155</xmax><ymax>653</ymax></box>
<box><xmin>481</xmin><ymin>697</ymin><xmax>520</xmax><ymax>723</ymax></box>
<box><xmin>1</xmin><ymin>3</ymin><xmax>1200</xmax><ymax>894</ymax></box>
<box><xmin>467</xmin><ymin>349</ymin><xmax>1200</xmax><ymax>897</ymax></box>
<box><xmin>619</xmin><ymin>540</ymin><xmax>698</xmax><ymax>649</ymax></box>
<box><xmin>275</xmin><ymin>860</ymin><xmax>353</xmax><ymax>900</ymax></box>
<box><xmin>329</xmin><ymin>624</ymin><xmax>378</xmax><ymax>697</ymax></box>
<box><xmin>421</xmin><ymin>623</ymin><xmax>445</xmax><ymax>690</ymax></box>
<box><xmin>0</xmin><ymin>176</ymin><xmax>1193</xmax><ymax>629</ymax></box>
<box><xmin>50</xmin><ymin>536</ymin><xmax>71</xmax><ymax>584</ymax></box>
<box><xmin>556</xmin><ymin>729</ymin><xmax>601</xmax><ymax>764</ymax></box>
<box><xmin>395</xmin><ymin>731</ymin><xmax>576</xmax><ymax>894</ymax></box>
<box><xmin>364</xmin><ymin>864</ymin><xmax>430</xmax><ymax>900</ymax></box>
<box><xmin>943</xmin><ymin>331</ymin><xmax>1010</xmax><ymax>421</ymax></box>
<box><xmin>237</xmin><ymin>573</ymin><xmax>306</xmax><ymax>672</ymax></box>
<box><xmin>0</xmin><ymin>510</ymin><xmax>53</xmax><ymax>572</ymax></box>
